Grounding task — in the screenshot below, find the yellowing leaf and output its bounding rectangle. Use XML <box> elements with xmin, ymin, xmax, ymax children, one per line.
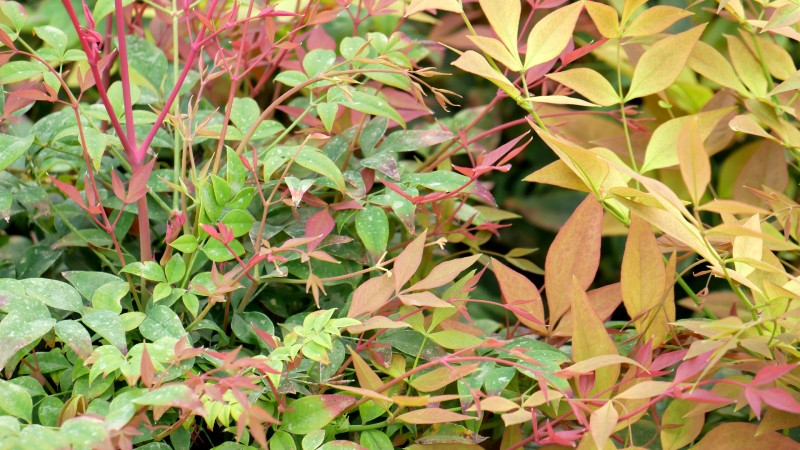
<box><xmin>625</xmin><ymin>25</ymin><xmax>705</xmax><ymax>101</ymax></box>
<box><xmin>726</xmin><ymin>35</ymin><xmax>767</xmax><ymax>97</ymax></box>
<box><xmin>407</xmin><ymin>254</ymin><xmax>481</xmax><ymax>292</ymax></box>
<box><xmin>452</xmin><ymin>51</ymin><xmax>522</xmax><ymax>102</ymax></box>
<box><xmin>590</xmin><ymin>401</ymin><xmax>619</xmax><ymax>448</ymax></box>
<box><xmin>468</xmin><ymin>396</ymin><xmax>519</xmax><ymax>413</ymax></box>
<box><xmin>546</xmin><ymin>196</ymin><xmax>603</xmax><ymax>326</ymax></box>
<box><xmin>478</xmin><ymin>0</ymin><xmax>520</xmax><ymax>54</ymax></box>
<box><xmin>467</xmin><ymin>35</ymin><xmax>523</xmax><ymax>71</ymax></box>
<box><xmin>692</xmin><ymin>422</ymin><xmax>800</xmax><ymax>450</ymax></box>
<box><xmin>615</xmin><ymin>381</ymin><xmax>673</xmax><ymax>399</ymax></box>
<box><xmin>524</xmin><ymin>2</ymin><xmax>584</xmax><ymax>69</ymax></box>
<box><xmin>688</xmin><ymin>41</ymin><xmax>749</xmax><ymax>94</ymax></box>
<box><xmin>397</xmin><ymin>408</ymin><xmax>475</xmax><ymax>424</ymax></box>
<box><xmin>406</xmin><ymin>0</ymin><xmax>463</xmax><ymax>16</ymax></box>
<box><xmin>621</xmin><ymin>215</ymin><xmax>671</xmax><ymax>348</ymax></box>
<box><xmin>570</xmin><ymin>279</ymin><xmax>620</xmax><ymax>395</ymax></box>
<box><xmin>677</xmin><ymin>117</ymin><xmax>711</xmax><ymax>205</ymax></box>
<box><xmin>732</xmin><ymin>214</ymin><xmax>762</xmax><ymax>277</ymax></box>
<box><xmin>740</xmin><ymin>33</ymin><xmax>796</xmax><ymax>81</ymax></box>
<box><xmin>546</xmin><ymin>68</ymin><xmax>620</xmax><ymax>107</ymax></box>
<box><xmin>641</xmin><ymin>107</ymin><xmax>734</xmax><ymax>172</ymax></box>
<box><xmin>729</xmin><ymin>115</ymin><xmax>775</xmax><ymax>141</ymax></box>
<box><xmin>585</xmin><ymin>2</ymin><xmax>619</xmax><ymax>38</ymax></box>
<box><xmin>661</xmin><ymin>400</ymin><xmax>704</xmax><ymax>450</ymax></box>
<box><xmin>410</xmin><ymin>364</ymin><xmax>479</xmax><ymax>392</ymax></box>
<box><xmin>623</xmin><ymin>6</ymin><xmax>692</xmax><ymax>37</ymax></box>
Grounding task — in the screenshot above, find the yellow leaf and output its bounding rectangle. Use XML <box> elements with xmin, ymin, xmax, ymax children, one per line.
<box><xmin>523</xmin><ymin>160</ymin><xmax>589</xmax><ymax>192</ymax></box>
<box><xmin>467</xmin><ymin>396</ymin><xmax>519</xmax><ymax>413</ymax></box>
<box><xmin>524</xmin><ymin>1</ymin><xmax>584</xmax><ymax>69</ymax></box>
<box><xmin>466</xmin><ymin>35</ymin><xmax>522</xmax><ymax>71</ymax></box>
<box><xmin>570</xmin><ymin>278</ymin><xmax>620</xmax><ymax>395</ymax></box>
<box><xmin>615</xmin><ymin>381</ymin><xmax>673</xmax><ymax>400</ymax></box>
<box><xmin>677</xmin><ymin>117</ymin><xmax>711</xmax><ymax>205</ymax></box>
<box><xmin>614</xmin><ymin>195</ymin><xmax>720</xmax><ymax>265</ymax></box>
<box><xmin>406</xmin><ymin>0</ymin><xmax>462</xmax><ymax>15</ymax></box>
<box><xmin>740</xmin><ymin>33</ymin><xmax>796</xmax><ymax>81</ymax></box>
<box><xmin>585</xmin><ymin>2</ymin><xmax>619</xmax><ymax>38</ymax></box>
<box><xmin>478</xmin><ymin>0</ymin><xmax>520</xmax><ymax>54</ymax></box>
<box><xmin>688</xmin><ymin>41</ymin><xmax>749</xmax><ymax>94</ymax></box>
<box><xmin>625</xmin><ymin>25</ymin><xmax>705</xmax><ymax>101</ymax></box>
<box><xmin>527</xmin><ymin>95</ymin><xmax>599</xmax><ymax>108</ymax></box>
<box><xmin>623</xmin><ymin>6</ymin><xmax>692</xmax><ymax>37</ymax></box>
<box><xmin>620</xmin><ymin>0</ymin><xmax>647</xmax><ymax>25</ymax></box>
<box><xmin>452</xmin><ymin>51</ymin><xmax>522</xmax><ymax>102</ymax></box>
<box><xmin>732</xmin><ymin>214</ymin><xmax>762</xmax><ymax>277</ymax></box>
<box><xmin>397</xmin><ymin>407</ymin><xmax>475</xmax><ymax>424</ymax></box>
<box><xmin>621</xmin><ymin>215</ymin><xmax>670</xmax><ymax>347</ymax></box>
<box><xmin>546</xmin><ymin>68</ymin><xmax>620</xmax><ymax>106</ymax></box>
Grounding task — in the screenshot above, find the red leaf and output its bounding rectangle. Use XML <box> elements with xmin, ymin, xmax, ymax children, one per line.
<box><xmin>127</xmin><ymin>158</ymin><xmax>155</xmax><ymax>203</ymax></box>
<box><xmin>751</xmin><ymin>363</ymin><xmax>799</xmax><ymax>387</ymax></box>
<box><xmin>110</xmin><ymin>170</ymin><xmax>126</xmax><ymax>202</ymax></box>
<box><xmin>50</xmin><ymin>176</ymin><xmax>86</xmax><ymax>209</ymax></box>
<box><xmin>692</xmin><ymin>422</ymin><xmax>799</xmax><ymax>450</ymax></box>
<box><xmin>305</xmin><ymin>208</ymin><xmax>335</xmax><ymax>253</ymax></box>
<box><xmin>756</xmin><ymin>387</ymin><xmax>800</xmax><ymax>415</ymax></box>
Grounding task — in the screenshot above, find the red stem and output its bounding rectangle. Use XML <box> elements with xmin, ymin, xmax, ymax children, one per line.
<box><xmin>115</xmin><ymin>0</ymin><xmax>138</xmax><ymax>156</ymax></box>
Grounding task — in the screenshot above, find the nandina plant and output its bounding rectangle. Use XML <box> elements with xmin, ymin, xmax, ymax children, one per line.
<box><xmin>0</xmin><ymin>0</ymin><xmax>799</xmax><ymax>449</ymax></box>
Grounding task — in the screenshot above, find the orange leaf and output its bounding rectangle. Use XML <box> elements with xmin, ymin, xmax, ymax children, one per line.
<box><xmin>491</xmin><ymin>258</ymin><xmax>546</xmax><ymax>334</ymax></box>
<box><xmin>677</xmin><ymin>117</ymin><xmax>711</xmax><ymax>205</ymax></box>
<box><xmin>545</xmin><ymin>196</ymin><xmax>603</xmax><ymax>327</ymax></box>
<box><xmin>347</xmin><ymin>273</ymin><xmax>395</xmax><ymax>318</ymax></box>
<box><xmin>407</xmin><ymin>254</ymin><xmax>481</xmax><ymax>292</ymax></box>
<box><xmin>393</xmin><ymin>231</ymin><xmax>427</xmax><ymax>291</ymax></box>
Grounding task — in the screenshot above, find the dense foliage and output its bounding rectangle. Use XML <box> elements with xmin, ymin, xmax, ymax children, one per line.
<box><xmin>0</xmin><ymin>0</ymin><xmax>799</xmax><ymax>448</ymax></box>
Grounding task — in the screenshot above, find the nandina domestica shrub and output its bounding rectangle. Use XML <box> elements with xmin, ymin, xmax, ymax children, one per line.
<box><xmin>0</xmin><ymin>0</ymin><xmax>799</xmax><ymax>449</ymax></box>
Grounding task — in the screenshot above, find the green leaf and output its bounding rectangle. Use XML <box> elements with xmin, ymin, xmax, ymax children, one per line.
<box><xmin>270</xmin><ymin>431</ymin><xmax>298</xmax><ymax>450</ymax></box>
<box><xmin>355</xmin><ymin>206</ymin><xmax>389</xmax><ymax>259</ymax></box>
<box><xmin>360</xmin><ymin>430</ymin><xmax>393</xmax><ymax>450</ymax></box>
<box><xmin>317</xmin><ymin>102</ymin><xmax>338</xmax><ymax>132</ymax></box>
<box><xmin>121</xmin><ymin>261</ymin><xmax>167</xmax><ymax>282</ymax></box>
<box><xmin>82</xmin><ymin>310</ymin><xmax>127</xmax><ymax>352</ymax></box>
<box><xmin>126</xmin><ymin>35</ymin><xmax>168</xmax><ymax>97</ymax></box>
<box><xmin>170</xmin><ymin>235</ymin><xmax>198</xmax><ymax>253</ymax></box>
<box><xmin>342</xmin><ymin>90</ymin><xmax>405</xmax><ymax>128</ymax></box>
<box><xmin>231</xmin><ymin>312</ymin><xmax>275</xmax><ymax>346</ymax></box>
<box><xmin>0</xmin><ymin>2</ymin><xmax>26</xmax><ymax>31</ymax></box>
<box><xmin>0</xmin><ymin>60</ymin><xmax>45</xmax><ymax>84</ymax></box>
<box><xmin>303</xmin><ymin>49</ymin><xmax>337</xmax><ymax>78</ymax></box>
<box><xmin>275</xmin><ymin>70</ymin><xmax>309</xmax><ymax>87</ymax></box>
<box><xmin>63</xmin><ymin>271</ymin><xmax>124</xmax><ymax>302</ymax></box>
<box><xmin>0</xmin><ymin>314</ymin><xmax>56</xmax><ymax>371</ymax></box>
<box><xmin>225</xmin><ymin>146</ymin><xmax>247</xmax><ymax>191</ymax></box>
<box><xmin>91</xmin><ymin>280</ymin><xmax>128</xmax><ymax>314</ymax></box>
<box><xmin>269</xmin><ymin>146</ymin><xmax>346</xmax><ymax>192</ymax></box>
<box><xmin>20</xmin><ymin>278</ymin><xmax>83</xmax><ymax>314</ymax></box>
<box><xmin>0</xmin><ymin>134</ymin><xmax>34</xmax><ymax>171</ymax></box>
<box><xmin>139</xmin><ymin>305</ymin><xmax>185</xmax><ymax>341</ymax></box>
<box><xmin>34</xmin><ymin>26</ymin><xmax>67</xmax><ymax>57</ymax></box>
<box><xmin>165</xmin><ymin>254</ymin><xmax>186</xmax><ymax>284</ymax></box>
<box><xmin>60</xmin><ymin>417</ymin><xmax>109</xmax><ymax>449</ymax></box>
<box><xmin>132</xmin><ymin>384</ymin><xmax>193</xmax><ymax>408</ymax></box>
<box><xmin>221</xmin><ymin>209</ymin><xmax>255</xmax><ymax>237</ymax></box>
<box><xmin>93</xmin><ymin>0</ymin><xmax>134</xmax><ymax>21</ymax></box>
<box><xmin>0</xmin><ymin>379</ymin><xmax>32</xmax><ymax>422</ymax></box>
<box><xmin>230</xmin><ymin>97</ymin><xmax>260</xmax><ymax>132</ymax></box>
<box><xmin>55</xmin><ymin>320</ymin><xmax>93</xmax><ymax>359</ymax></box>
<box><xmin>202</xmin><ymin>239</ymin><xmax>245</xmax><ymax>262</ymax></box>
<box><xmin>281</xmin><ymin>395</ymin><xmax>356</xmax><ymax>435</ymax></box>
